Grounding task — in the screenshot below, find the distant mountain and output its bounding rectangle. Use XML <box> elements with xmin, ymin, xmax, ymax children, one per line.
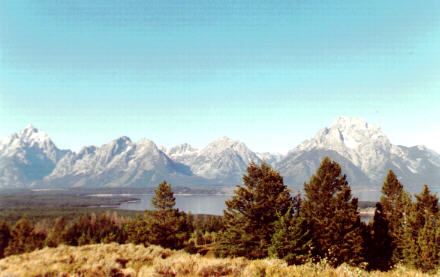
<box><xmin>277</xmin><ymin>117</ymin><xmax>440</xmax><ymax>191</ymax></box>
<box><xmin>0</xmin><ymin>125</ymin><xmax>69</xmax><ymax>187</ymax></box>
<box><xmin>43</xmin><ymin>137</ymin><xmax>201</xmax><ymax>188</ymax></box>
<box><xmin>0</xmin><ymin>118</ymin><xmax>439</xmax><ymax>191</ymax></box>
<box><xmin>256</xmin><ymin>152</ymin><xmax>283</xmax><ymax>167</ymax></box>
<box><xmin>169</xmin><ymin>137</ymin><xmax>262</xmax><ymax>185</ymax></box>
<box><xmin>166</xmin><ymin>143</ymin><xmax>199</xmax><ymax>165</ymax></box>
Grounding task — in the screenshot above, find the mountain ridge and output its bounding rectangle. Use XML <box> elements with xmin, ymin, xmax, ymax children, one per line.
<box><xmin>0</xmin><ymin>117</ymin><xmax>438</xmax><ymax>191</ymax></box>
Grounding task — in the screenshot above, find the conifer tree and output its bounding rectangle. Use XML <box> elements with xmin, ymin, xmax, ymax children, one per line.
<box><xmin>403</xmin><ymin>184</ymin><xmax>439</xmax><ymax>271</ymax></box>
<box><xmin>268</xmin><ymin>203</ymin><xmax>312</xmax><ymax>265</ymax></box>
<box><xmin>0</xmin><ymin>220</ymin><xmax>11</xmax><ymax>258</ymax></box>
<box><xmin>301</xmin><ymin>157</ymin><xmax>364</xmax><ymax>266</ymax></box>
<box><xmin>368</xmin><ymin>203</ymin><xmax>393</xmax><ymax>271</ymax></box>
<box><xmin>152</xmin><ymin>180</ymin><xmax>176</xmax><ymax>210</ymax></box>
<box><xmin>145</xmin><ymin>181</ymin><xmax>190</xmax><ymax>249</ymax></box>
<box><xmin>216</xmin><ymin>162</ymin><xmax>292</xmax><ymax>259</ymax></box>
<box><xmin>4</xmin><ymin>217</ymin><xmax>42</xmax><ymax>256</ymax></box>
<box><xmin>46</xmin><ymin>216</ymin><xmax>66</xmax><ymax>247</ymax></box>
<box><xmin>379</xmin><ymin>170</ymin><xmax>412</xmax><ymax>265</ymax></box>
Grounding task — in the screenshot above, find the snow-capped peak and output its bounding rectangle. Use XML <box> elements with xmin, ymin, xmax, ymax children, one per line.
<box><xmin>167</xmin><ymin>143</ymin><xmax>198</xmax><ymax>156</ymax></box>
<box><xmin>297</xmin><ymin>117</ymin><xmax>390</xmax><ymax>151</ymax></box>
<box><xmin>204</xmin><ymin>136</ymin><xmax>240</xmax><ymax>151</ymax></box>
<box><xmin>18</xmin><ymin>124</ymin><xmax>51</xmax><ymax>144</ymax></box>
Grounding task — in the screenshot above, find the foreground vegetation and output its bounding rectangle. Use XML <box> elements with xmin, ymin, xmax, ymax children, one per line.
<box><xmin>0</xmin><ymin>157</ymin><xmax>438</xmax><ymax>275</ymax></box>
<box><xmin>0</xmin><ymin>243</ymin><xmax>436</xmax><ymax>277</ymax></box>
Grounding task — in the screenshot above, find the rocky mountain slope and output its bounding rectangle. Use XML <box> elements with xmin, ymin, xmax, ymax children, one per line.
<box><xmin>277</xmin><ymin>117</ymin><xmax>440</xmax><ymax>191</ymax></box>
<box><xmin>0</xmin><ymin>117</ymin><xmax>438</xmax><ymax>190</ymax></box>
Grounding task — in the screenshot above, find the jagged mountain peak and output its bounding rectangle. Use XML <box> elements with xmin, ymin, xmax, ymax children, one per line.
<box><xmin>203</xmin><ymin>136</ymin><xmax>245</xmax><ymax>152</ymax></box>
<box><xmin>0</xmin><ymin>125</ymin><xmax>59</xmax><ymax>155</ymax></box>
<box><xmin>16</xmin><ymin>124</ymin><xmax>51</xmax><ymax>144</ymax></box>
<box><xmin>137</xmin><ymin>137</ymin><xmax>156</xmax><ymax>147</ymax></box>
<box><xmin>298</xmin><ymin>117</ymin><xmax>390</xmax><ymax>151</ymax></box>
<box><xmin>167</xmin><ymin>143</ymin><xmax>198</xmax><ymax>156</ymax></box>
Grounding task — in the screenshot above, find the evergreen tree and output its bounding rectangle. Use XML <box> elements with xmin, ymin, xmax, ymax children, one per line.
<box><xmin>368</xmin><ymin>203</ymin><xmax>393</xmax><ymax>271</ymax></box>
<box><xmin>379</xmin><ymin>170</ymin><xmax>412</xmax><ymax>265</ymax></box>
<box><xmin>46</xmin><ymin>216</ymin><xmax>66</xmax><ymax>247</ymax></box>
<box><xmin>416</xmin><ymin>214</ymin><xmax>438</xmax><ymax>272</ymax></box>
<box><xmin>216</xmin><ymin>162</ymin><xmax>292</xmax><ymax>259</ymax></box>
<box><xmin>268</xmin><ymin>203</ymin><xmax>312</xmax><ymax>265</ymax></box>
<box><xmin>0</xmin><ymin>220</ymin><xmax>11</xmax><ymax>258</ymax></box>
<box><xmin>301</xmin><ymin>157</ymin><xmax>364</xmax><ymax>266</ymax></box>
<box><xmin>4</xmin><ymin>217</ymin><xmax>42</xmax><ymax>256</ymax></box>
<box><xmin>152</xmin><ymin>180</ymin><xmax>176</xmax><ymax>210</ymax></box>
<box><xmin>125</xmin><ymin>214</ymin><xmax>150</xmax><ymax>246</ymax></box>
<box><xmin>145</xmin><ymin>181</ymin><xmax>190</xmax><ymax>249</ymax></box>
<box><xmin>403</xmin><ymin>185</ymin><xmax>439</xmax><ymax>271</ymax></box>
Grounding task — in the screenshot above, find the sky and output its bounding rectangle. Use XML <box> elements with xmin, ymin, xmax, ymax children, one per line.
<box><xmin>1</xmin><ymin>0</ymin><xmax>440</xmax><ymax>154</ymax></box>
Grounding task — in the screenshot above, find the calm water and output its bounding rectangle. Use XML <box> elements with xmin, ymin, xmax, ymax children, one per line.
<box><xmin>118</xmin><ymin>193</ymin><xmax>375</xmax><ymax>222</ymax></box>
<box><xmin>118</xmin><ymin>195</ymin><xmax>232</xmax><ymax>215</ymax></box>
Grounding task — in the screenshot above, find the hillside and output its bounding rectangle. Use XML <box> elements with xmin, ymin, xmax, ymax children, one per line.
<box><xmin>0</xmin><ymin>243</ymin><xmax>436</xmax><ymax>277</ymax></box>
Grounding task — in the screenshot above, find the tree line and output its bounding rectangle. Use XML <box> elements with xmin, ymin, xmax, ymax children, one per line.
<box><xmin>0</xmin><ymin>157</ymin><xmax>439</xmax><ymax>273</ymax></box>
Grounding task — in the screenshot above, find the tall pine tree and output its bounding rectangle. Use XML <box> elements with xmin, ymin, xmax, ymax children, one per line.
<box><xmin>301</xmin><ymin>157</ymin><xmax>364</xmax><ymax>266</ymax></box>
<box><xmin>367</xmin><ymin>202</ymin><xmax>393</xmax><ymax>271</ymax></box>
<box><xmin>378</xmin><ymin>170</ymin><xmax>412</xmax><ymax>265</ymax></box>
<box><xmin>0</xmin><ymin>220</ymin><xmax>10</xmax><ymax>258</ymax></box>
<box><xmin>4</xmin><ymin>217</ymin><xmax>42</xmax><ymax>256</ymax></box>
<box><xmin>403</xmin><ymin>184</ymin><xmax>439</xmax><ymax>272</ymax></box>
<box><xmin>145</xmin><ymin>181</ymin><xmax>190</xmax><ymax>249</ymax></box>
<box><xmin>268</xmin><ymin>199</ymin><xmax>312</xmax><ymax>265</ymax></box>
<box><xmin>216</xmin><ymin>162</ymin><xmax>292</xmax><ymax>259</ymax></box>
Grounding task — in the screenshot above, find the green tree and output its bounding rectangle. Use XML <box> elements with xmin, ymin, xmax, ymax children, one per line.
<box><xmin>301</xmin><ymin>157</ymin><xmax>364</xmax><ymax>266</ymax></box>
<box><xmin>144</xmin><ymin>181</ymin><xmax>190</xmax><ymax>249</ymax></box>
<box><xmin>4</xmin><ymin>217</ymin><xmax>42</xmax><ymax>256</ymax></box>
<box><xmin>268</xmin><ymin>202</ymin><xmax>312</xmax><ymax>265</ymax></box>
<box><xmin>368</xmin><ymin>203</ymin><xmax>393</xmax><ymax>271</ymax></box>
<box><xmin>379</xmin><ymin>170</ymin><xmax>412</xmax><ymax>265</ymax></box>
<box><xmin>403</xmin><ymin>184</ymin><xmax>439</xmax><ymax>272</ymax></box>
<box><xmin>0</xmin><ymin>220</ymin><xmax>11</xmax><ymax>258</ymax></box>
<box><xmin>216</xmin><ymin>162</ymin><xmax>292</xmax><ymax>259</ymax></box>
<box><xmin>152</xmin><ymin>180</ymin><xmax>176</xmax><ymax>210</ymax></box>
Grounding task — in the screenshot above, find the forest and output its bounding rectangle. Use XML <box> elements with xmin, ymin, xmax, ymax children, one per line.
<box><xmin>0</xmin><ymin>157</ymin><xmax>438</xmax><ymax>274</ymax></box>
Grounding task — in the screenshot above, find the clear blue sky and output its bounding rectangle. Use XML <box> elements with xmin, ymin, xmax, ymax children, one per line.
<box><xmin>1</xmin><ymin>0</ymin><xmax>440</xmax><ymax>153</ymax></box>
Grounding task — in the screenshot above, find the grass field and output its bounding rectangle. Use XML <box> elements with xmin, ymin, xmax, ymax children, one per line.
<box><xmin>0</xmin><ymin>243</ymin><xmax>435</xmax><ymax>277</ymax></box>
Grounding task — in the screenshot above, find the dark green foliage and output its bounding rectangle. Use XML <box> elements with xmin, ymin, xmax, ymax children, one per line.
<box><xmin>146</xmin><ymin>181</ymin><xmax>190</xmax><ymax>249</ymax></box>
<box><xmin>4</xmin><ymin>217</ymin><xmax>44</xmax><ymax>256</ymax></box>
<box><xmin>61</xmin><ymin>212</ymin><xmax>127</xmax><ymax>246</ymax></box>
<box><xmin>126</xmin><ymin>181</ymin><xmax>190</xmax><ymax>250</ymax></box>
<box><xmin>403</xmin><ymin>185</ymin><xmax>439</xmax><ymax>272</ymax></box>
<box><xmin>145</xmin><ymin>209</ymin><xmax>190</xmax><ymax>249</ymax></box>
<box><xmin>268</xmin><ymin>204</ymin><xmax>312</xmax><ymax>265</ymax></box>
<box><xmin>193</xmin><ymin>215</ymin><xmax>224</xmax><ymax>233</ymax></box>
<box><xmin>0</xmin><ymin>206</ymin><xmax>141</xmax><ymax>227</ymax></box>
<box><xmin>416</xmin><ymin>215</ymin><xmax>438</xmax><ymax>272</ymax></box>
<box><xmin>368</xmin><ymin>203</ymin><xmax>393</xmax><ymax>271</ymax></box>
<box><xmin>125</xmin><ymin>214</ymin><xmax>150</xmax><ymax>246</ymax></box>
<box><xmin>0</xmin><ymin>220</ymin><xmax>11</xmax><ymax>258</ymax></box>
<box><xmin>379</xmin><ymin>170</ymin><xmax>412</xmax><ymax>265</ymax></box>
<box><xmin>152</xmin><ymin>181</ymin><xmax>176</xmax><ymax>210</ymax></box>
<box><xmin>301</xmin><ymin>157</ymin><xmax>364</xmax><ymax>267</ymax></box>
<box><xmin>216</xmin><ymin>162</ymin><xmax>292</xmax><ymax>259</ymax></box>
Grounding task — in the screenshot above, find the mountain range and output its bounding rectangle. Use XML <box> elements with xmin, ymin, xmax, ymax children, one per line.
<box><xmin>1</xmin><ymin>117</ymin><xmax>439</xmax><ymax>193</ymax></box>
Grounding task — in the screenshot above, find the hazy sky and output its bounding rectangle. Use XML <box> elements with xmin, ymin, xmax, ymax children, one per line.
<box><xmin>1</xmin><ymin>0</ymin><xmax>440</xmax><ymax>153</ymax></box>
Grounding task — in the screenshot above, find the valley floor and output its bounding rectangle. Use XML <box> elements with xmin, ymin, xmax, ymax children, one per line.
<box><xmin>0</xmin><ymin>243</ymin><xmax>437</xmax><ymax>277</ymax></box>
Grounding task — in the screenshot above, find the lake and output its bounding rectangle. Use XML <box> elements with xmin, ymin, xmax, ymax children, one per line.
<box><xmin>118</xmin><ymin>194</ymin><xmax>231</xmax><ymax>215</ymax></box>
<box><xmin>118</xmin><ymin>193</ymin><xmax>374</xmax><ymax>222</ymax></box>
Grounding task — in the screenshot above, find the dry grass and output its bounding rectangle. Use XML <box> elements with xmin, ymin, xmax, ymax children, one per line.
<box><xmin>0</xmin><ymin>243</ymin><xmax>438</xmax><ymax>277</ymax></box>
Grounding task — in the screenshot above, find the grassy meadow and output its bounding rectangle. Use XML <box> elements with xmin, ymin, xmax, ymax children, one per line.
<box><xmin>0</xmin><ymin>243</ymin><xmax>436</xmax><ymax>277</ymax></box>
